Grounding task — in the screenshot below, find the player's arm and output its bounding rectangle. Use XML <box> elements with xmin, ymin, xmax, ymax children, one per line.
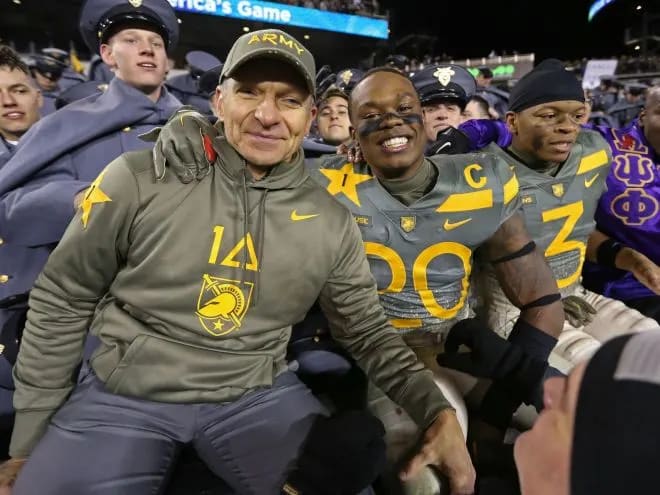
<box><xmin>484</xmin><ymin>212</ymin><xmax>565</xmax><ymax>354</ymax></box>
<box><xmin>437</xmin><ymin>214</ymin><xmax>563</xmax><ymax>433</ymax></box>
<box><xmin>587</xmin><ymin>228</ymin><xmax>660</xmax><ymax>295</ymax></box>
<box><xmin>9</xmin><ymin>157</ymin><xmax>139</xmax><ymax>459</ymax></box>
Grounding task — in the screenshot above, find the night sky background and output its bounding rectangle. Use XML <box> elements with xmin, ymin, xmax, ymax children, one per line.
<box><xmin>0</xmin><ymin>0</ymin><xmax>656</xmax><ymax>66</ymax></box>
<box><xmin>380</xmin><ymin>0</ymin><xmax>655</xmax><ymax>61</ymax></box>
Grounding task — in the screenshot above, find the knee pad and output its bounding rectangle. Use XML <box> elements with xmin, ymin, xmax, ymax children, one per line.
<box><xmin>554</xmin><ymin>329</ymin><xmax>601</xmax><ymax>365</ymax></box>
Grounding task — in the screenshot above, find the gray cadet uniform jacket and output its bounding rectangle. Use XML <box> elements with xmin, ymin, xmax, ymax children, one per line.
<box><xmin>11</xmin><ymin>136</ymin><xmax>451</xmax><ymax>457</ymax></box>
<box><xmin>0</xmin><ymin>77</ymin><xmax>182</xmax><ymax>303</ymax></box>
<box><xmin>307</xmin><ymin>154</ymin><xmax>521</xmax><ymax>335</ymax></box>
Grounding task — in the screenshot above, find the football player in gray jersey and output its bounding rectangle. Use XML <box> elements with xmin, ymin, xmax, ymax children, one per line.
<box><xmin>473</xmin><ymin>60</ymin><xmax>659</xmax><ymax>373</ymax></box>
<box><xmin>307</xmin><ymin>67</ymin><xmax>564</xmax><ymax>494</ymax></box>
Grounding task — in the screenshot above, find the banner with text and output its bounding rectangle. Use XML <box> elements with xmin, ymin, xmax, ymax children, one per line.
<box><xmin>168</xmin><ymin>0</ymin><xmax>389</xmax><ymax>39</ymax></box>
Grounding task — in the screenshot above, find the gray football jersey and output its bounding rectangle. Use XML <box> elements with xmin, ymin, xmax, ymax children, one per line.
<box><xmin>484</xmin><ymin>129</ymin><xmax>612</xmax><ymax>291</ymax></box>
<box><xmin>308</xmin><ymin>153</ymin><xmax>521</xmax><ymax>334</ymax></box>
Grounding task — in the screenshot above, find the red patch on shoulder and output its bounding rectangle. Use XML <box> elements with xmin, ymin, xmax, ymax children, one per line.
<box><xmin>203</xmin><ymin>134</ymin><xmax>217</xmax><ymax>162</ymax></box>
<box><xmin>621</xmin><ymin>134</ymin><xmax>635</xmax><ymax>150</ymax></box>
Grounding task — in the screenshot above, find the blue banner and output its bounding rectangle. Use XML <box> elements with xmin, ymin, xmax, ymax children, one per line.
<box><xmin>168</xmin><ymin>0</ymin><xmax>389</xmax><ymax>39</ymax></box>
<box><xmin>588</xmin><ymin>0</ymin><xmax>617</xmax><ymax>22</ymax></box>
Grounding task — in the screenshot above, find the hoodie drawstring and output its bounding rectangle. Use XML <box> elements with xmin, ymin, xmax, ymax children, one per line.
<box><xmin>239</xmin><ymin>167</ymin><xmax>268</xmax><ymax>305</ymax></box>
<box><xmin>253</xmin><ymin>189</ymin><xmax>268</xmax><ymax>305</ymax></box>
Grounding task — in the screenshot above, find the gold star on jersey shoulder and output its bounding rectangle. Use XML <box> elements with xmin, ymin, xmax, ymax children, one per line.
<box><xmin>320</xmin><ymin>163</ymin><xmax>373</xmax><ymax>207</ymax></box>
<box><xmin>80</xmin><ymin>169</ymin><xmax>112</xmax><ymax>228</ymax></box>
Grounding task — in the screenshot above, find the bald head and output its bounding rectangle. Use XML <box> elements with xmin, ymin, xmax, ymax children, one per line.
<box><xmin>645</xmin><ymin>85</ymin><xmax>660</xmax><ymax>107</ymax></box>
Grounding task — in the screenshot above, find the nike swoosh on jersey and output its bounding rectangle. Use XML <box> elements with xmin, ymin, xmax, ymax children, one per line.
<box><xmin>443</xmin><ymin>218</ymin><xmax>472</xmax><ymax>230</ymax></box>
<box><xmin>291</xmin><ymin>210</ymin><xmax>320</xmax><ymax>221</ymax></box>
<box><xmin>584</xmin><ymin>173</ymin><xmax>600</xmax><ymax>188</ymax></box>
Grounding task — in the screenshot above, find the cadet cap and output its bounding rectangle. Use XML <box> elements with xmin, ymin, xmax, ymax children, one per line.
<box><xmin>28</xmin><ymin>54</ymin><xmax>66</xmax><ymax>80</ymax></box>
<box><xmin>334</xmin><ymin>68</ymin><xmax>365</xmax><ymax>94</ymax></box>
<box><xmin>411</xmin><ymin>64</ymin><xmax>477</xmax><ymax>107</ymax></box>
<box><xmin>198</xmin><ymin>64</ymin><xmax>224</xmax><ymax>96</ymax></box>
<box><xmin>79</xmin><ymin>0</ymin><xmax>179</xmax><ymax>52</ymax></box>
<box><xmin>186</xmin><ymin>50</ymin><xmax>222</xmax><ymax>78</ymax></box>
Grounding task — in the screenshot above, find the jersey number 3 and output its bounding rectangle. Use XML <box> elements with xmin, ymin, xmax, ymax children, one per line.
<box><xmin>541</xmin><ymin>200</ymin><xmax>585</xmax><ymax>289</ymax></box>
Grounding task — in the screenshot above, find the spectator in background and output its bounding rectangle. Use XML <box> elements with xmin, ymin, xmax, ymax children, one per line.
<box><xmin>39</xmin><ymin>48</ymin><xmax>85</xmax><ymax>92</ymax></box>
<box><xmin>315</xmin><ymin>86</ymin><xmax>351</xmax><ymax>146</ymax></box>
<box><xmin>27</xmin><ymin>52</ymin><xmax>66</xmax><ymax>116</ymax></box>
<box><xmin>590</xmin><ymin>76</ymin><xmax>621</xmax><ymax>113</ymax></box>
<box><xmin>607</xmin><ymin>83</ymin><xmax>647</xmax><ymax>128</ymax></box>
<box><xmin>0</xmin><ymin>46</ymin><xmax>42</xmax><ymax>160</ymax></box>
<box><xmin>476</xmin><ymin>66</ymin><xmax>509</xmax><ymax>119</ymax></box>
<box><xmin>462</xmin><ymin>94</ymin><xmax>491</xmax><ymax>121</ymax></box>
<box><xmin>411</xmin><ymin>63</ymin><xmax>477</xmax><ymax>147</ymax></box>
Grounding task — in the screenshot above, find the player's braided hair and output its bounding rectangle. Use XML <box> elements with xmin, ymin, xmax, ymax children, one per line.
<box><xmin>0</xmin><ymin>45</ymin><xmax>30</xmax><ymax>75</ymax></box>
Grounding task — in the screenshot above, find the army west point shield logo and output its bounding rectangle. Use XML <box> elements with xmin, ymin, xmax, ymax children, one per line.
<box><xmin>400</xmin><ymin>216</ymin><xmax>416</xmax><ymax>232</ymax></box>
<box><xmin>433</xmin><ymin>67</ymin><xmax>455</xmax><ymax>87</ymax></box>
<box><xmin>128</xmin><ymin>0</ymin><xmax>143</xmax><ymax>7</ymax></box>
<box><xmin>197</xmin><ymin>274</ymin><xmax>253</xmax><ymax>336</ymax></box>
<box><xmin>552</xmin><ymin>183</ymin><xmax>565</xmax><ymax>198</ymax></box>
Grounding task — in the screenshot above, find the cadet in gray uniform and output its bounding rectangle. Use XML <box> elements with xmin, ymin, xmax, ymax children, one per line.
<box><xmin>0</xmin><ymin>30</ymin><xmax>477</xmax><ymax>495</ymax></box>
<box><xmin>411</xmin><ymin>64</ymin><xmax>476</xmax><ymax>146</ymax></box>
<box><xmin>474</xmin><ymin>60</ymin><xmax>659</xmax><ymax>370</ymax></box>
<box><xmin>0</xmin><ymin>46</ymin><xmax>42</xmax><ymax>443</ymax></box>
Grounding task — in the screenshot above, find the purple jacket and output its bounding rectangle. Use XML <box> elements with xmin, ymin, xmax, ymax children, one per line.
<box><xmin>582</xmin><ymin>121</ymin><xmax>660</xmax><ymax>300</ymax></box>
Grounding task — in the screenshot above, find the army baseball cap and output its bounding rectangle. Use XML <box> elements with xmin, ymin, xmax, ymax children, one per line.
<box><xmin>221</xmin><ymin>29</ymin><xmax>316</xmax><ymax>96</ymax></box>
<box><xmin>411</xmin><ymin>64</ymin><xmax>477</xmax><ymax>108</ymax></box>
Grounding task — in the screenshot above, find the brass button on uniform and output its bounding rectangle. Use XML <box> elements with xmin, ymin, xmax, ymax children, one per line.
<box><xmin>0</xmin><ymin>238</ymin><xmax>4</xmax><ymax>245</ymax></box>
<box><xmin>0</xmin><ymin>275</ymin><xmax>9</xmax><ymax>284</ymax></box>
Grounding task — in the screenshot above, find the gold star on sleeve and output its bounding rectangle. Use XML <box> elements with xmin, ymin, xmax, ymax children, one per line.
<box><xmin>319</xmin><ymin>163</ymin><xmax>373</xmax><ymax>207</ymax></box>
<box><xmin>80</xmin><ymin>169</ymin><xmax>112</xmax><ymax>228</ymax></box>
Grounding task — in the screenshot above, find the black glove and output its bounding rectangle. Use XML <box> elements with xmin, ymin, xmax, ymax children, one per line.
<box><xmin>140</xmin><ymin>106</ymin><xmax>218</xmax><ymax>184</ymax></box>
<box><xmin>437</xmin><ymin>319</ymin><xmax>547</xmax><ymax>407</ymax></box>
<box><xmin>427</xmin><ymin>126</ymin><xmax>472</xmax><ymax>155</ymax></box>
<box><xmin>282</xmin><ymin>410</ymin><xmax>386</xmax><ymax>495</ymax></box>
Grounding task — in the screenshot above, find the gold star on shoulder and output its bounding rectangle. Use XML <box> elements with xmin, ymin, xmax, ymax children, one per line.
<box><xmin>320</xmin><ymin>163</ymin><xmax>373</xmax><ymax>207</ymax></box>
<box><xmin>80</xmin><ymin>169</ymin><xmax>112</xmax><ymax>228</ymax></box>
